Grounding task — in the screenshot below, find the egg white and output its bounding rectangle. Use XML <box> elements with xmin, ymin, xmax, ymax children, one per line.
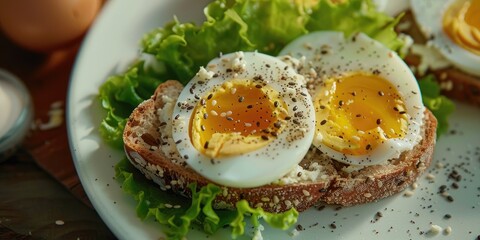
<box><xmin>171</xmin><ymin>51</ymin><xmax>315</xmax><ymax>188</ymax></box>
<box><xmin>374</xmin><ymin>0</ymin><xmax>410</xmax><ymax>17</ymax></box>
<box><xmin>410</xmin><ymin>0</ymin><xmax>480</xmax><ymax>77</ymax></box>
<box><xmin>279</xmin><ymin>31</ymin><xmax>425</xmax><ymax>166</ymax></box>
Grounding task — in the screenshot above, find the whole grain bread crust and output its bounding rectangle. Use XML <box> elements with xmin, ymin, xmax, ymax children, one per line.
<box><xmin>123</xmin><ymin>80</ymin><xmax>437</xmax><ymax>213</ymax></box>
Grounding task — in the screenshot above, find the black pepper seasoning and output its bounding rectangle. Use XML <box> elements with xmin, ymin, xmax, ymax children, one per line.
<box><xmin>296</xmin><ymin>224</ymin><xmax>304</xmax><ymax>231</ymax></box>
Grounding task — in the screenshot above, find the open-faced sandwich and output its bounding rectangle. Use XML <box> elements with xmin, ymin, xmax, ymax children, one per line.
<box><xmin>124</xmin><ymin>39</ymin><xmax>437</xmax><ymax>212</ymax></box>
<box><xmin>98</xmin><ymin>0</ymin><xmax>458</xmax><ymax>239</ymax></box>
<box><xmin>403</xmin><ymin>0</ymin><xmax>480</xmax><ymax>106</ymax></box>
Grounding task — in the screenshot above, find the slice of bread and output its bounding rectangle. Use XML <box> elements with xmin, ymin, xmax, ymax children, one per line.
<box><xmin>123</xmin><ymin>80</ymin><xmax>437</xmax><ymax>213</ymax></box>
<box><xmin>401</xmin><ymin>11</ymin><xmax>480</xmax><ymax>106</ymax></box>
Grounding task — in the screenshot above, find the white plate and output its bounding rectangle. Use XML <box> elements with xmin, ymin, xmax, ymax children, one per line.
<box><xmin>68</xmin><ymin>1</ymin><xmax>480</xmax><ymax>239</ymax></box>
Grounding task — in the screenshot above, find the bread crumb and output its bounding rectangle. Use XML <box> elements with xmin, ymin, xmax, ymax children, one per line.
<box><xmin>440</xmin><ymin>80</ymin><xmax>453</xmax><ymax>91</ymax></box>
<box><xmin>289</xmin><ymin>229</ymin><xmax>299</xmax><ymax>237</ymax></box>
<box><xmin>404</xmin><ymin>190</ymin><xmax>414</xmax><ymax>197</ymax></box>
<box><xmin>276</xmin><ymin>164</ymin><xmax>321</xmax><ymax>185</ymax></box>
<box><xmin>37</xmin><ymin>101</ymin><xmax>64</xmax><ymax>130</ymax></box>
<box><xmin>444</xmin><ymin>226</ymin><xmax>452</xmax><ymax>235</ymax></box>
<box><xmin>411</xmin><ymin>182</ymin><xmax>418</xmax><ymax>190</ymax></box>
<box><xmin>426</xmin><ymin>173</ymin><xmax>435</xmax><ymax>181</ymax></box>
<box><xmin>429</xmin><ymin>224</ymin><xmax>442</xmax><ymax>235</ymax></box>
<box><xmin>435</xmin><ymin>162</ymin><xmax>444</xmax><ymax>169</ymax></box>
<box><xmin>367</xmin><ymin>175</ymin><xmax>375</xmax><ymax>183</ymax></box>
<box><xmin>302</xmin><ymin>190</ymin><xmax>311</xmax><ymax>197</ymax></box>
<box><xmin>197</xmin><ymin>67</ymin><xmax>215</xmax><ymax>81</ymax></box>
<box><xmin>231</xmin><ymin>51</ymin><xmax>246</xmax><ymax>71</ymax></box>
<box><xmin>417</xmin><ymin>162</ymin><xmax>426</xmax><ymax>169</ymax></box>
<box><xmin>252</xmin><ymin>224</ymin><xmax>265</xmax><ymax>240</ymax></box>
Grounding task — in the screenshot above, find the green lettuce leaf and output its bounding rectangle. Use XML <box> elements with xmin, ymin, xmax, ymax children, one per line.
<box><xmin>230</xmin><ymin>201</ymin><xmax>298</xmax><ymax>239</ymax></box>
<box><xmin>142</xmin><ymin>0</ymin><xmax>310</xmax><ymax>84</ymax></box>
<box><xmin>115</xmin><ymin>158</ymin><xmax>298</xmax><ymax>240</ymax></box>
<box><xmin>98</xmin><ymin>61</ymin><xmax>166</xmax><ymax>148</ymax></box>
<box><xmin>306</xmin><ymin>0</ymin><xmax>404</xmax><ymax>51</ymax></box>
<box><xmin>418</xmin><ymin>75</ymin><xmax>455</xmax><ymax>137</ymax></box>
<box><xmin>115</xmin><ymin>158</ymin><xmax>220</xmax><ymax>239</ymax></box>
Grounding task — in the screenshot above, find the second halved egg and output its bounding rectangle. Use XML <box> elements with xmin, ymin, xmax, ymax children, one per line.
<box><xmin>410</xmin><ymin>0</ymin><xmax>480</xmax><ymax>77</ymax></box>
<box><xmin>279</xmin><ymin>31</ymin><xmax>425</xmax><ymax>167</ymax></box>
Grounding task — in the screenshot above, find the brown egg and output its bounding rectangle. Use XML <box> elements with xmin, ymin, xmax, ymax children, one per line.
<box><xmin>0</xmin><ymin>0</ymin><xmax>102</xmax><ymax>52</ymax></box>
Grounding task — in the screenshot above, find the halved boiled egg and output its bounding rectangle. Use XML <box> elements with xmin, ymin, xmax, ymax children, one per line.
<box><xmin>410</xmin><ymin>0</ymin><xmax>480</xmax><ymax>77</ymax></box>
<box><xmin>171</xmin><ymin>52</ymin><xmax>315</xmax><ymax>188</ymax></box>
<box><xmin>279</xmin><ymin>31</ymin><xmax>425</xmax><ymax>166</ymax></box>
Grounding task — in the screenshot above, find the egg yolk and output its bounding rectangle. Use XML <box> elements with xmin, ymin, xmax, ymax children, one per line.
<box><xmin>190</xmin><ymin>79</ymin><xmax>288</xmax><ymax>158</ymax></box>
<box><xmin>314</xmin><ymin>72</ymin><xmax>408</xmax><ymax>156</ymax></box>
<box><xmin>443</xmin><ymin>0</ymin><xmax>480</xmax><ymax>55</ymax></box>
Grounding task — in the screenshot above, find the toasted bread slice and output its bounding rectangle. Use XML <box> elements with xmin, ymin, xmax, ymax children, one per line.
<box><xmin>123</xmin><ymin>80</ymin><xmax>437</xmax><ymax>213</ymax></box>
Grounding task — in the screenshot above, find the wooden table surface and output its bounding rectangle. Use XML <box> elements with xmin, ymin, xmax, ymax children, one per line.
<box><xmin>0</xmin><ymin>29</ymin><xmax>115</xmax><ymax>239</ymax></box>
